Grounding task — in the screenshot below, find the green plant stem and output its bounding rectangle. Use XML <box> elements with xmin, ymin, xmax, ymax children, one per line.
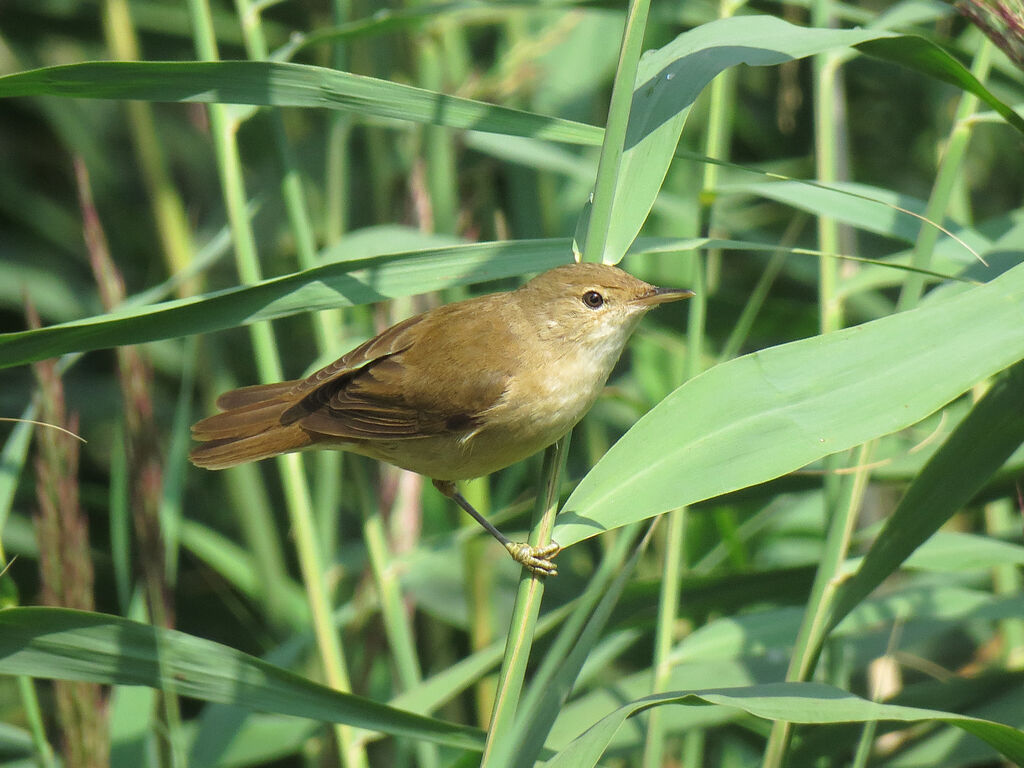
<box><xmin>462</xmin><ymin>476</ymin><xmax>498</xmax><ymax>728</ymax></box>
<box><xmin>764</xmin><ymin>8</ymin><xmax>849</xmax><ymax>760</ymax></box>
<box><xmin>719</xmin><ymin>215</ymin><xmax>804</xmax><ymax>361</ymax></box>
<box><xmin>185</xmin><ymin>1</ymin><xmax>364</xmax><ymax>765</ymax></box>
<box><xmin>101</xmin><ymin>0</ymin><xmax>197</xmax><ymax>296</ymax></box>
<box><xmin>849</xmin><ymin>37</ymin><xmax>995</xmax><ymax>764</ymax></box>
<box><xmin>361</xmin><ymin>482</ymin><xmax>440</xmax><ymax>768</ymax></box>
<box><xmin>232</xmin><ymin>0</ymin><xmax>339</xmax><ymax>347</ymax></box>
<box><xmin>507</xmin><ymin>522</ymin><xmax>650</xmax><ymax>768</ymax></box>
<box><xmin>2</xmin><ymin>444</ymin><xmax>54</xmax><ymax>768</ymax></box>
<box><xmin>813</xmin><ymin>54</ymin><xmax>844</xmax><ymax>337</ymax></box>
<box><xmin>985</xmin><ymin>498</ymin><xmax>1024</xmax><ymax>668</ymax></box>
<box><xmin>278</xmin><ymin>453</ymin><xmax>367</xmax><ymax>768</ymax></box>
<box><xmin>418</xmin><ymin>35</ymin><xmax>458</xmax><ymax>235</ymax></box>
<box><xmin>19</xmin><ymin>675</ymin><xmax>56</xmax><ymax>768</ymax></box>
<box><xmin>897</xmin><ymin>35</ymin><xmax>992</xmax><ymax>312</ymax></box>
<box><xmin>514</xmin><ymin>525</ymin><xmax>642</xmax><ymax>714</ymax></box>
<box><xmin>581</xmin><ymin>0</ymin><xmax>651</xmax><ymax>264</ymax></box>
<box><xmin>763</xmin><ymin>442</ymin><xmax>874</xmax><ymax>768</ymax></box>
<box><xmin>642</xmin><ymin>505</ymin><xmax>686</xmax><ymax>768</ymax></box>
<box><xmin>699</xmin><ymin>5</ymin><xmax>739</xmax><ymax>290</ymax></box>
<box><xmin>234</xmin><ymin>0</ymin><xmax>347</xmax><ymax>611</ymax></box>
<box><xmin>481</xmin><ymin>437</ymin><xmax>569</xmax><ymax>765</ymax></box>
<box><xmin>643</xmin><ymin>248</ymin><xmax>706</xmax><ymax>766</ymax></box>
<box><xmin>223</xmin><ymin>460</ymin><xmax>295</xmax><ymax>629</ymax></box>
<box><xmin>323</xmin><ymin>0</ymin><xmax>351</xmax><ymax>244</ymax></box>
<box><xmin>644</xmin><ymin>17</ymin><xmax>734</xmax><ymax>751</ymax></box>
<box><xmin>1</xmin><ymin>427</ymin><xmax>56</xmax><ymax>768</ymax></box>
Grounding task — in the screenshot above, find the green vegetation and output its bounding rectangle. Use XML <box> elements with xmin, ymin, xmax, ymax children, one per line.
<box><xmin>1</xmin><ymin>0</ymin><xmax>1023</xmax><ymax>766</ymax></box>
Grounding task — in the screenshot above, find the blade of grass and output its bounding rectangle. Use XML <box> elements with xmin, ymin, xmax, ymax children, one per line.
<box><xmin>0</xmin><ymin>418</ymin><xmax>57</xmax><ymax>768</ymax></box>
<box><xmin>0</xmin><ymin>239</ymin><xmax>576</xmax><ymax>369</ymax></box>
<box><xmin>763</xmin><ymin>7</ymin><xmax>852</xmax><ymax>760</ymax></box>
<box><xmin>0</xmin><ymin>607</ymin><xmax>486</xmax><ymax>751</ymax></box>
<box><xmin>482</xmin><ymin>438</ymin><xmax>569</xmax><ymax>766</ymax></box>
<box><xmin>506</xmin><ymin>523</ymin><xmax>653</xmax><ymax>768</ymax></box>
<box><xmin>101</xmin><ymin>0</ymin><xmax>198</xmax><ymax>296</ymax></box>
<box><xmin>387</xmin><ymin>600</ymin><xmax>576</xmax><ymax>718</ymax></box>
<box><xmin>578</xmin><ymin>0</ymin><xmax>651</xmax><ymax>264</ymax></box>
<box><xmin>0</xmin><ymin>60</ymin><xmax>602</xmax><ymax>145</ymax></box>
<box><xmin>542</xmin><ymin>682</ymin><xmax>1024</xmax><ymax>767</ymax></box>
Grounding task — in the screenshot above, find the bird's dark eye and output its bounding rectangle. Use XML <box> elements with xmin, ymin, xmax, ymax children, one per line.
<box><xmin>582</xmin><ymin>290</ymin><xmax>604</xmax><ymax>309</ymax></box>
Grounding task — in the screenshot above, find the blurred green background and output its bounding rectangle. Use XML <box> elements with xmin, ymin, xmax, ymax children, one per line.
<box><xmin>1</xmin><ymin>0</ymin><xmax>1023</xmax><ymax>766</ymax></box>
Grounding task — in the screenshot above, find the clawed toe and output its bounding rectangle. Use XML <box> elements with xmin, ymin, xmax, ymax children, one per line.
<box><xmin>506</xmin><ymin>540</ymin><xmax>561</xmax><ymax>577</ymax></box>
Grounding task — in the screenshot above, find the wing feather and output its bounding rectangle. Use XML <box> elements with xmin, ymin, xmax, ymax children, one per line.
<box><xmin>287</xmin><ymin>300</ymin><xmax>515</xmax><ymax>441</ymax></box>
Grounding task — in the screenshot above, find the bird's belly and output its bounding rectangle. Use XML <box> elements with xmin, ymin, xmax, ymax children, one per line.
<box><xmin>333</xmin><ymin>351</ymin><xmax>609</xmax><ymax>481</ymax></box>
<box><xmin>337</xmin><ymin>380</ymin><xmax>597</xmax><ymax>481</ymax></box>
<box><xmin>337</xmin><ymin>432</ymin><xmax>536</xmax><ymax>481</ymax></box>
<box><xmin>436</xmin><ymin>366</ymin><xmax>602</xmax><ymax>478</ymax></box>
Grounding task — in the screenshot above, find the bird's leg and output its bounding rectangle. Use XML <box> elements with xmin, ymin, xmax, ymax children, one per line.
<box><xmin>432</xmin><ymin>479</ymin><xmax>560</xmax><ymax>576</ymax></box>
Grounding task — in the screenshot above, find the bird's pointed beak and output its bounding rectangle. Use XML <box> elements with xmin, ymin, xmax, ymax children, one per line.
<box><xmin>632</xmin><ymin>286</ymin><xmax>695</xmax><ymax>307</ymax></box>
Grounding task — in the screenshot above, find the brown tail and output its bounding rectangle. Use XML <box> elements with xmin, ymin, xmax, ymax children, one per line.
<box><xmin>190</xmin><ymin>382</ymin><xmax>312</xmax><ymax>470</ymax></box>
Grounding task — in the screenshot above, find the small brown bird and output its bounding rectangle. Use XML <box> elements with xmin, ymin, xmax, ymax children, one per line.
<box><xmin>190</xmin><ymin>262</ymin><xmax>692</xmax><ymax>575</ymax></box>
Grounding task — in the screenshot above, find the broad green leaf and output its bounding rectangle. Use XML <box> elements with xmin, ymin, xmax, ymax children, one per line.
<box><xmin>0</xmin><ymin>240</ymin><xmax>574</xmax><ymax>369</ymax></box>
<box><xmin>0</xmin><ymin>607</ymin><xmax>484</xmax><ymax>752</ymax></box>
<box><xmin>0</xmin><ymin>61</ymin><xmax>602</xmax><ymax>146</ymax></box>
<box><xmin>544</xmin><ymin>682</ymin><xmax>1024</xmax><ymax>768</ymax></box>
<box><xmin>556</xmin><ymin>260</ymin><xmax>1024</xmax><ymax>546</ymax></box>
<box><xmin>602</xmin><ymin>16</ymin><xmax>909</xmax><ymax>263</ymax></box>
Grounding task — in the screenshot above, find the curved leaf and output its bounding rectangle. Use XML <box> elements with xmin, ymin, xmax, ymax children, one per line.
<box><xmin>0</xmin><ymin>60</ymin><xmax>601</xmax><ymax>145</ymax></box>
<box><xmin>603</xmin><ymin>16</ymin><xmax>908</xmax><ymax>262</ymax></box>
<box><xmin>0</xmin><ymin>607</ymin><xmax>484</xmax><ymax>751</ymax></box>
<box><xmin>602</xmin><ymin>15</ymin><xmax>1024</xmax><ymax>262</ymax></box>
<box><xmin>556</xmin><ymin>260</ymin><xmax>1024</xmax><ymax>545</ymax></box>
<box><xmin>544</xmin><ymin>682</ymin><xmax>1024</xmax><ymax>768</ymax></box>
<box><xmin>0</xmin><ymin>240</ymin><xmax>573</xmax><ymax>369</ymax></box>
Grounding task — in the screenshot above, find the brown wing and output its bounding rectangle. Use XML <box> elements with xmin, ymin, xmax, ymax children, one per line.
<box><xmin>283</xmin><ymin>298</ymin><xmax>517</xmax><ymax>441</ymax></box>
<box><xmin>216</xmin><ymin>381</ymin><xmax>300</xmax><ymax>410</ymax></box>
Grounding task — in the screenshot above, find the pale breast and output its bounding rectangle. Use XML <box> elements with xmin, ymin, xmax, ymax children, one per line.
<box><xmin>334</xmin><ymin>315</ymin><xmax>635</xmax><ymax>481</ymax></box>
<box><xmin>485</xmin><ymin>344</ymin><xmax>613</xmax><ymax>449</ymax></box>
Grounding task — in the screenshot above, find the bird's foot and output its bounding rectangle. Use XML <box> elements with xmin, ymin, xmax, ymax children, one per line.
<box><xmin>505</xmin><ymin>540</ymin><xmax>561</xmax><ymax>577</ymax></box>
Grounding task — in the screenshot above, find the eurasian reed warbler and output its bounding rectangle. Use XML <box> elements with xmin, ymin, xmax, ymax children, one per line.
<box><xmin>191</xmin><ymin>262</ymin><xmax>693</xmax><ymax>575</ymax></box>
